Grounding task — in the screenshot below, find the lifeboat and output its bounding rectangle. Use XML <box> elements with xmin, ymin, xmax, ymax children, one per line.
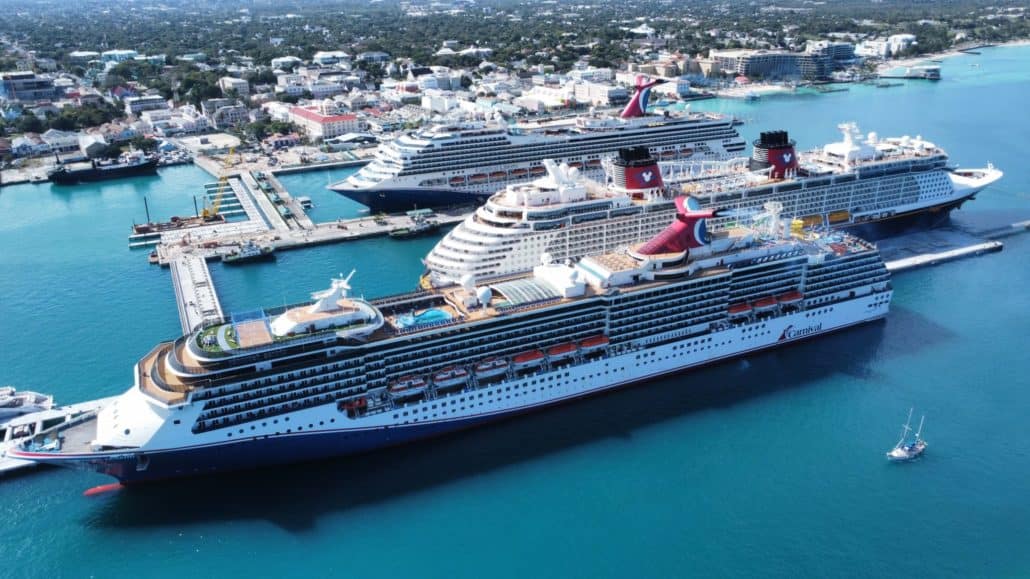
<box><xmin>512</xmin><ymin>350</ymin><xmax>545</xmax><ymax>370</ymax></box>
<box><xmin>388</xmin><ymin>376</ymin><xmax>428</xmax><ymax>400</ymax></box>
<box><xmin>680</xmin><ymin>148</ymin><xmax>694</xmax><ymax>158</ymax></box>
<box><xmin>474</xmin><ymin>357</ymin><xmax>508</xmax><ymax>381</ymax></box>
<box><xmin>777</xmin><ymin>290</ymin><xmax>804</xmax><ymax>305</ymax></box>
<box><xmin>489</xmin><ymin>171</ymin><xmax>507</xmax><ymax>181</ymax></box>
<box><xmin>511</xmin><ymin>168</ymin><xmax>530</xmax><ymax>177</ymax></box>
<box><xmin>753</xmin><ymin>297</ymin><xmax>779</xmax><ymax>312</ymax></box>
<box><xmin>449</xmin><ymin>176</ymin><xmax>465</xmax><ymax>185</ymax></box>
<box><xmin>568</xmin><ymin>161</ymin><xmax>584</xmax><ymax>169</ymax></box>
<box><xmin>433</xmin><ymin>366</ymin><xmax>469</xmax><ymax>392</ymax></box>
<box><xmin>728</xmin><ymin>302</ymin><xmax>752</xmax><ymax>317</ymax></box>
<box><xmin>338</xmin><ymin>396</ymin><xmax>368</xmax><ymax>417</ymax></box>
<box><xmin>469</xmin><ymin>174</ymin><xmax>488</xmax><ymax>183</ymax></box>
<box><xmin>547</xmin><ymin>342</ymin><xmax>577</xmax><ymax>361</ymax></box>
<box><xmin>586</xmin><ymin>159</ymin><xmax>602</xmax><ymax>168</ymax></box>
<box><xmin>530</xmin><ymin>166</ymin><xmax>547</xmax><ymax>175</ymax></box>
<box><xmin>660</xmin><ymin>150</ymin><xmax>676</xmax><ymax>159</ymax></box>
<box><xmin>579</xmin><ymin>335</ymin><xmax>610</xmax><ymax>355</ymax></box>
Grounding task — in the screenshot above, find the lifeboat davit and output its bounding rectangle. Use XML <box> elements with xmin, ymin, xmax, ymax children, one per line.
<box><xmin>777</xmin><ymin>290</ymin><xmax>804</xmax><ymax>305</ymax></box>
<box><xmin>474</xmin><ymin>357</ymin><xmax>508</xmax><ymax>380</ymax></box>
<box><xmin>547</xmin><ymin>342</ymin><xmax>577</xmax><ymax>361</ymax></box>
<box><xmin>433</xmin><ymin>366</ymin><xmax>469</xmax><ymax>392</ymax></box>
<box><xmin>388</xmin><ymin>376</ymin><xmax>428</xmax><ymax>400</ymax></box>
<box><xmin>512</xmin><ymin>350</ymin><xmax>545</xmax><ymax>369</ymax></box>
<box><xmin>753</xmin><ymin>297</ymin><xmax>779</xmax><ymax>312</ymax></box>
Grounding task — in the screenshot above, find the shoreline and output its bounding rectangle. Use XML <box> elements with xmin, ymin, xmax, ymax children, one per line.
<box><xmin>880</xmin><ymin>38</ymin><xmax>1030</xmax><ymax>71</ymax></box>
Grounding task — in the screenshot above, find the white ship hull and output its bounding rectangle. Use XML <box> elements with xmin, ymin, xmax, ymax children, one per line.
<box><xmin>13</xmin><ymin>290</ymin><xmax>890</xmax><ymax>483</ymax></box>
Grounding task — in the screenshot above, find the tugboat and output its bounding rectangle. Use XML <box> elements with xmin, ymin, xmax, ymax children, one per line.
<box><xmin>389</xmin><ymin>210</ymin><xmax>441</xmax><ymax>240</ymax></box>
<box><xmin>222</xmin><ymin>240</ymin><xmax>276</xmax><ymax>264</ymax></box>
<box><xmin>886</xmin><ymin>408</ymin><xmax>927</xmax><ymax>462</ymax></box>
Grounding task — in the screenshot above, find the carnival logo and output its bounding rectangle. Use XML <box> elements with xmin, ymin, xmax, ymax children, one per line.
<box><xmin>642</xmin><ymin>170</ymin><xmax>653</xmax><ymax>183</ymax></box>
<box><xmin>778</xmin><ymin>323</ymin><xmax>822</xmax><ymax>341</ymax></box>
<box><xmin>782</xmin><ymin>152</ymin><xmax>793</xmax><ymax>164</ymax></box>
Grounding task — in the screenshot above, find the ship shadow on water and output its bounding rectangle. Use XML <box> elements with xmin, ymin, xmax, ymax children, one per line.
<box><xmin>87</xmin><ymin>307</ymin><xmax>951</xmax><ymax>532</ymax></box>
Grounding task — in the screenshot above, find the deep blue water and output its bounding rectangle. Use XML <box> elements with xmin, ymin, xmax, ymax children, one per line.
<box><xmin>1</xmin><ymin>46</ymin><xmax>1029</xmax><ymax>578</ymax></box>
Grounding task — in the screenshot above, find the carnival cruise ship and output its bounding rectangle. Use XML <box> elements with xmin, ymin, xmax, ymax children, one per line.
<box><xmin>423</xmin><ymin>122</ymin><xmax>1002</xmax><ymax>286</ymax></box>
<box><xmin>13</xmin><ymin>201</ymin><xmax>892</xmax><ymax>483</ymax></box>
<box><xmin>330</xmin><ymin>77</ymin><xmax>747</xmax><ymax>212</ymax></box>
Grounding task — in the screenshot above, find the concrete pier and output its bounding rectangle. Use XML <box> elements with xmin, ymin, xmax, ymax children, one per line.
<box><xmin>170</xmin><ymin>253</ymin><xmax>224</xmax><ymax>334</ymax></box>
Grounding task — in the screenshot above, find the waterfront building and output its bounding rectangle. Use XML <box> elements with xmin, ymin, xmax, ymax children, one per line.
<box><xmin>0</xmin><ymin>71</ymin><xmax>56</xmax><ymax>102</ymax></box>
<box><xmin>573</xmin><ymin>81</ymin><xmax>629</xmax><ymax>106</ymax></box>
<box><xmin>40</xmin><ymin>129</ymin><xmax>80</xmax><ymax>153</ymax></box>
<box><xmin>708</xmin><ymin>49</ymin><xmax>831</xmax><ymax>80</ymax></box>
<box><xmin>806</xmin><ymin>41</ymin><xmax>856</xmax><ymax>63</ymax></box>
<box><xmin>289</xmin><ymin>105</ymin><xmax>364</xmax><ymax>140</ymax></box>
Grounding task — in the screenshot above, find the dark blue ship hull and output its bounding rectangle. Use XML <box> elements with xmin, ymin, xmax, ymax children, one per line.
<box><xmin>333</xmin><ymin>186</ymin><xmax>492</xmax><ymax>213</ymax></box>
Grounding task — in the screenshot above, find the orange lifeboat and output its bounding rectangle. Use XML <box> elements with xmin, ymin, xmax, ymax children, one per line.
<box><xmin>512</xmin><ymin>350</ymin><xmax>545</xmax><ymax>369</ymax></box>
<box><xmin>586</xmin><ymin>159</ymin><xmax>602</xmax><ymax>168</ymax></box>
<box><xmin>530</xmin><ymin>166</ymin><xmax>547</xmax><ymax>175</ymax></box>
<box><xmin>547</xmin><ymin>342</ymin><xmax>577</xmax><ymax>361</ymax></box>
<box><xmin>777</xmin><ymin>290</ymin><xmax>804</xmax><ymax>305</ymax></box>
<box><xmin>511</xmin><ymin>168</ymin><xmax>530</xmax><ymax>177</ymax></box>
<box><xmin>660</xmin><ymin>150</ymin><xmax>676</xmax><ymax>159</ymax></box>
<box><xmin>449</xmin><ymin>176</ymin><xmax>465</xmax><ymax>185</ymax></box>
<box><xmin>339</xmin><ymin>396</ymin><xmax>368</xmax><ymax>417</ymax></box>
<box><xmin>568</xmin><ymin>161</ymin><xmax>584</xmax><ymax>169</ymax></box>
<box><xmin>728</xmin><ymin>302</ymin><xmax>752</xmax><ymax>317</ymax></box>
<box><xmin>579</xmin><ymin>335</ymin><xmax>610</xmax><ymax>355</ymax></box>
<box><xmin>489</xmin><ymin>171</ymin><xmax>507</xmax><ymax>181</ymax></box>
<box><xmin>753</xmin><ymin>297</ymin><xmax>779</xmax><ymax>312</ymax></box>
<box><xmin>469</xmin><ymin>174</ymin><xmax>487</xmax><ymax>183</ymax></box>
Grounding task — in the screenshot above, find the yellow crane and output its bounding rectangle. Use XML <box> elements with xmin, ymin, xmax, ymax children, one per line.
<box><xmin>203</xmin><ymin>147</ymin><xmax>236</xmax><ymax>219</ymax></box>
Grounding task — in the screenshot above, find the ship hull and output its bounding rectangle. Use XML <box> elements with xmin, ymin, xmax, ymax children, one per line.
<box><xmin>335</xmin><ymin>186</ymin><xmax>492</xmax><ymax>213</ymax></box>
<box><xmin>50</xmin><ymin>160</ymin><xmax>159</xmax><ymax>185</ymax></box>
<box><xmin>14</xmin><ymin>293</ymin><xmax>890</xmax><ymax>484</ymax></box>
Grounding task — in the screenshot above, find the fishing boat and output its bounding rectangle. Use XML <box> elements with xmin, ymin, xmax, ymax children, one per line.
<box><xmin>886</xmin><ymin>409</ymin><xmax>927</xmax><ymax>462</ymax></box>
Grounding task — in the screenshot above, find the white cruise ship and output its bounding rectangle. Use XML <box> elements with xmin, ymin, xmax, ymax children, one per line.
<box><xmin>423</xmin><ymin>123</ymin><xmax>1002</xmax><ymax>286</ymax></box>
<box><xmin>13</xmin><ymin>201</ymin><xmax>892</xmax><ymax>483</ymax></box>
<box><xmin>330</xmin><ymin>77</ymin><xmax>746</xmax><ymax>212</ymax></box>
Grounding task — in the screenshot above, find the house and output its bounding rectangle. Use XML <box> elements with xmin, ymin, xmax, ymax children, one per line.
<box><xmin>41</xmin><ymin>129</ymin><xmax>81</xmax><ymax>153</ymax></box>
<box><xmin>11</xmin><ymin>134</ymin><xmax>50</xmax><ymax>157</ymax></box>
<box><xmin>201</xmin><ymin>98</ymin><xmax>249</xmax><ymax>129</ymax></box>
<box><xmin>218</xmin><ymin>77</ymin><xmax>250</xmax><ymax>97</ymax></box>
<box><xmin>79</xmin><ymin>134</ymin><xmax>109</xmax><ymax>158</ymax></box>
<box><xmin>124</xmin><ymin>94</ymin><xmax>170</xmax><ymax>116</ymax></box>
<box><xmin>262</xmin><ymin>133</ymin><xmax>300</xmax><ymax>150</ymax></box>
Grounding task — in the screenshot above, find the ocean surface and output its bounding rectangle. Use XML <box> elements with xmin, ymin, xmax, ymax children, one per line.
<box><xmin>1</xmin><ymin>46</ymin><xmax>1029</xmax><ymax>578</ymax></box>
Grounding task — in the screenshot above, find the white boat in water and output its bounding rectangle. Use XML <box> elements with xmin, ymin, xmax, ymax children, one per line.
<box><xmin>886</xmin><ymin>408</ymin><xmax>927</xmax><ymax>462</ymax></box>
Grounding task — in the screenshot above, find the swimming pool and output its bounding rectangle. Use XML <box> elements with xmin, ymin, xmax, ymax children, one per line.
<box><xmin>395</xmin><ymin>308</ymin><xmax>453</xmax><ymax>329</ymax></box>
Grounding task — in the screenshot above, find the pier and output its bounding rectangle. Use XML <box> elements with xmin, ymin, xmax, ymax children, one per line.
<box><xmin>170</xmin><ymin>253</ymin><xmax>225</xmax><ymax>334</ymax></box>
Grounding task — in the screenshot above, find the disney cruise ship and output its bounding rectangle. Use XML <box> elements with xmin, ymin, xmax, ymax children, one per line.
<box><xmin>330</xmin><ymin>77</ymin><xmax>746</xmax><ymax>212</ymax></box>
<box><xmin>423</xmin><ymin>123</ymin><xmax>1002</xmax><ymax>286</ymax></box>
<box><xmin>13</xmin><ymin>200</ymin><xmax>892</xmax><ymax>483</ymax></box>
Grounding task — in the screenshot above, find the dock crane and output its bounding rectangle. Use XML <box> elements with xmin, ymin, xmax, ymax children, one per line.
<box><xmin>203</xmin><ymin>147</ymin><xmax>236</xmax><ymax>219</ymax></box>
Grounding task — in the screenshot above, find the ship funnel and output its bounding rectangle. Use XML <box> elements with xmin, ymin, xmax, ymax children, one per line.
<box><xmin>608</xmin><ymin>146</ymin><xmax>664</xmax><ymax>199</ymax></box>
<box><xmin>635</xmin><ymin>196</ymin><xmax>722</xmax><ymax>255</ymax></box>
<box><xmin>620</xmin><ymin>75</ymin><xmax>667</xmax><ymax>119</ymax></box>
<box><xmin>750</xmin><ymin>130</ymin><xmax>798</xmax><ymax>179</ymax></box>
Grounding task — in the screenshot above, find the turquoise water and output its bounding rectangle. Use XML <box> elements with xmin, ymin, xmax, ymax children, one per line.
<box><xmin>275</xmin><ymin>166</ymin><xmax>366</xmax><ymax>223</ymax></box>
<box><xmin>1</xmin><ymin>46</ymin><xmax>1029</xmax><ymax>578</ymax></box>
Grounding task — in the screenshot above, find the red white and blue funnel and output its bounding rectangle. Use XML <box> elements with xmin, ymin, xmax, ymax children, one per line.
<box><xmin>636</xmin><ymin>196</ymin><xmax>722</xmax><ymax>255</ymax></box>
<box><xmin>620</xmin><ymin>75</ymin><xmax>667</xmax><ymax>119</ymax></box>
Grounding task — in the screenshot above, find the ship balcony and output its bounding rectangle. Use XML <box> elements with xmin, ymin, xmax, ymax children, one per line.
<box><xmin>138</xmin><ymin>343</ymin><xmax>192</xmax><ymax>406</ymax></box>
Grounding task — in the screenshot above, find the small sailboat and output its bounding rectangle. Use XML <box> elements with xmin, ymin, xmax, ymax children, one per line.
<box><xmin>886</xmin><ymin>408</ymin><xmax>927</xmax><ymax>462</ymax></box>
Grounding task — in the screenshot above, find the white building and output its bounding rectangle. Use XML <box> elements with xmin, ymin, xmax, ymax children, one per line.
<box><xmin>312</xmin><ymin>51</ymin><xmax>350</xmax><ymax>66</ymax></box>
<box><xmin>572</xmin><ymin>81</ymin><xmax>628</xmax><ymax>106</ymax></box>
<box><xmin>124</xmin><ymin>94</ymin><xmax>170</xmax><ymax>116</ymax></box>
<box><xmin>218</xmin><ymin>77</ymin><xmax>250</xmax><ymax>97</ymax></box>
<box><xmin>101</xmin><ymin>49</ymin><xmax>139</xmax><ymax>63</ymax></box>
<box><xmin>271</xmin><ymin>56</ymin><xmax>303</xmax><ymax>70</ymax></box>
